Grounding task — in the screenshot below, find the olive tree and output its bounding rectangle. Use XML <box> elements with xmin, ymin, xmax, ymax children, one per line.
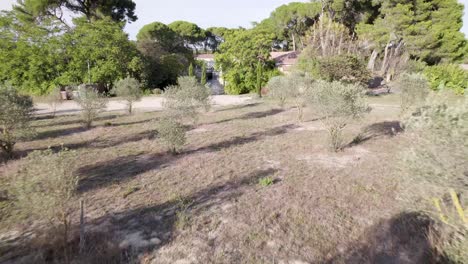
<box><xmin>74</xmin><ymin>86</ymin><xmax>108</xmax><ymax>128</ymax></box>
<box><xmin>44</xmin><ymin>87</ymin><xmax>63</xmax><ymax>117</ymax></box>
<box><xmin>396</xmin><ymin>73</ymin><xmax>430</xmax><ymax>114</ymax></box>
<box><xmin>266</xmin><ymin>74</ymin><xmax>314</xmax><ymax>121</ymax></box>
<box><xmin>158</xmin><ymin>76</ymin><xmax>211</xmax><ymax>153</ymax></box>
<box><xmin>163</xmin><ymin>76</ymin><xmax>211</xmax><ymax>123</ymax></box>
<box><xmin>0</xmin><ymin>83</ymin><xmax>34</xmax><ymax>159</ymax></box>
<box><xmin>309</xmin><ymin>81</ymin><xmax>369</xmax><ymax>151</ymax></box>
<box><xmin>113</xmin><ymin>77</ymin><xmax>142</xmax><ymax>114</ymax></box>
<box><xmin>266</xmin><ymin>76</ymin><xmax>290</xmax><ymax>108</ymax></box>
<box><xmin>289</xmin><ymin>73</ymin><xmax>314</xmax><ymax>122</ymax></box>
<box><xmin>12</xmin><ymin>148</ymin><xmax>79</xmax><ymax>263</ymax></box>
<box><xmin>156</xmin><ymin>117</ymin><xmax>187</xmax><ymax>154</ymax></box>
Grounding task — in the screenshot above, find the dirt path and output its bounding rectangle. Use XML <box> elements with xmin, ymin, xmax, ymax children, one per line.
<box><xmin>34</xmin><ymin>95</ymin><xmax>254</xmax><ymax>116</ymax></box>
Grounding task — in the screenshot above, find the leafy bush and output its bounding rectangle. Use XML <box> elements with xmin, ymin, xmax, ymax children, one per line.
<box><xmin>44</xmin><ymin>87</ymin><xmax>63</xmax><ymax>117</ymax></box>
<box><xmin>266</xmin><ymin>74</ymin><xmax>314</xmax><ymax>121</ymax></box>
<box><xmin>423</xmin><ymin>64</ymin><xmax>468</xmax><ymax>94</ymax></box>
<box><xmin>11</xmin><ymin>148</ymin><xmax>79</xmax><ymax>261</ymax></box>
<box><xmin>266</xmin><ymin>76</ymin><xmax>289</xmax><ymax>108</ymax></box>
<box><xmin>402</xmin><ymin>94</ymin><xmax>468</xmax><ymax>262</ymax></box>
<box><xmin>0</xmin><ymin>83</ymin><xmax>34</xmax><ymax>159</ymax></box>
<box><xmin>309</xmin><ymin>81</ymin><xmax>369</xmax><ymax>151</ymax></box>
<box><xmin>156</xmin><ymin>117</ymin><xmax>187</xmax><ymax>153</ymax></box>
<box><xmin>289</xmin><ymin>73</ymin><xmax>314</xmax><ymax>122</ymax></box>
<box><xmin>74</xmin><ymin>86</ymin><xmax>108</xmax><ymax>128</ymax></box>
<box><xmin>163</xmin><ymin>76</ymin><xmax>211</xmax><ymax>124</ymax></box>
<box><xmin>318</xmin><ymin>54</ymin><xmax>371</xmax><ymax>86</ymax></box>
<box><xmin>396</xmin><ymin>73</ymin><xmax>430</xmax><ymax>114</ymax></box>
<box><xmin>113</xmin><ymin>77</ymin><xmax>142</xmax><ymax>114</ymax></box>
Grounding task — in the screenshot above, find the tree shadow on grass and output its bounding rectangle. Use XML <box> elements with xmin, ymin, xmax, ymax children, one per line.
<box><xmin>211</xmin><ymin>108</ymin><xmax>284</xmax><ymax>124</ymax></box>
<box><xmin>77</xmin><ymin>152</ymin><xmax>168</xmax><ymax>193</ymax></box>
<box><xmin>214</xmin><ymin>103</ymin><xmax>261</xmax><ymax>113</ymax></box>
<box><xmin>0</xmin><ymin>169</ymin><xmax>277</xmax><ymax>264</ymax></box>
<box><xmin>346</xmin><ymin>121</ymin><xmax>403</xmax><ymax>148</ymax></box>
<box><xmin>326</xmin><ymin>212</ymin><xmax>453</xmax><ymax>264</ymax></box>
<box><xmin>32</xmin><ymin>115</ymin><xmax>120</xmax><ymax>128</ymax></box>
<box><xmin>76</xmin><ymin>124</ymin><xmax>293</xmax><ymax>193</ymax></box>
<box><xmin>33</xmin><ymin>126</ymin><xmax>88</xmax><ymax>141</ymax></box>
<box><xmin>187</xmin><ymin>123</ymin><xmax>298</xmax><ymax>154</ymax></box>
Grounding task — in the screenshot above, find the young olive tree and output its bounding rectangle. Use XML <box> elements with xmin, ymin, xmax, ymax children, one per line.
<box><xmin>156</xmin><ymin>117</ymin><xmax>187</xmax><ymax>154</ymax></box>
<box><xmin>309</xmin><ymin>81</ymin><xmax>369</xmax><ymax>151</ymax></box>
<box><xmin>0</xmin><ymin>83</ymin><xmax>34</xmax><ymax>159</ymax></box>
<box><xmin>396</xmin><ymin>73</ymin><xmax>430</xmax><ymax>114</ymax></box>
<box><xmin>158</xmin><ymin>76</ymin><xmax>211</xmax><ymax>153</ymax></box>
<box><xmin>45</xmin><ymin>87</ymin><xmax>63</xmax><ymax>117</ymax></box>
<box><xmin>266</xmin><ymin>76</ymin><xmax>290</xmax><ymax>108</ymax></box>
<box><xmin>74</xmin><ymin>86</ymin><xmax>108</xmax><ymax>128</ymax></box>
<box><xmin>113</xmin><ymin>77</ymin><xmax>142</xmax><ymax>114</ymax></box>
<box><xmin>163</xmin><ymin>76</ymin><xmax>211</xmax><ymax>123</ymax></box>
<box><xmin>12</xmin><ymin>148</ymin><xmax>79</xmax><ymax>263</ymax></box>
<box><xmin>289</xmin><ymin>73</ymin><xmax>314</xmax><ymax>122</ymax></box>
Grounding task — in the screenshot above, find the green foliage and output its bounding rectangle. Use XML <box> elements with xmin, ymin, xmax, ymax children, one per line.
<box><xmin>11</xmin><ymin>148</ymin><xmax>79</xmax><ymax>258</ymax></box>
<box><xmin>188</xmin><ymin>63</ymin><xmax>195</xmax><ymax>77</ymax></box>
<box><xmin>215</xmin><ymin>29</ymin><xmax>278</xmax><ymax>94</ymax></box>
<box><xmin>258</xmin><ymin>177</ymin><xmax>274</xmax><ymax>187</ymax></box>
<box><xmin>156</xmin><ymin>117</ymin><xmax>187</xmax><ymax>154</ymax></box>
<box><xmin>0</xmin><ymin>10</ymin><xmax>138</xmax><ymax>95</ymax></box>
<box><xmin>266</xmin><ymin>76</ymin><xmax>289</xmax><ymax>108</ymax></box>
<box><xmin>309</xmin><ymin>81</ymin><xmax>369</xmax><ymax>151</ymax></box>
<box><xmin>201</xmin><ymin>63</ymin><xmax>207</xmax><ymax>85</ymax></box>
<box><xmin>0</xmin><ymin>83</ymin><xmax>34</xmax><ymax>159</ymax></box>
<box><xmin>163</xmin><ymin>76</ymin><xmax>211</xmax><ymax>121</ymax></box>
<box><xmin>403</xmin><ymin>94</ymin><xmax>467</xmax><ymax>194</ymax></box>
<box><xmin>44</xmin><ymin>87</ymin><xmax>63</xmax><ymax>117</ymax></box>
<box><xmin>62</xmin><ymin>17</ymin><xmax>139</xmax><ymax>88</ymax></box>
<box><xmin>16</xmin><ymin>0</ymin><xmax>137</xmax><ymax>24</ymax></box>
<box><xmin>169</xmin><ymin>21</ymin><xmax>206</xmax><ymax>51</ymax></box>
<box><xmin>256</xmin><ymin>61</ymin><xmax>263</xmax><ymax>97</ymax></box>
<box><xmin>113</xmin><ymin>77</ymin><xmax>142</xmax><ymax>114</ymax></box>
<box><xmin>74</xmin><ymin>86</ymin><xmax>108</xmax><ymax>128</ymax></box>
<box><xmin>136</xmin><ymin>22</ymin><xmax>181</xmax><ymax>52</ymax></box>
<box><xmin>266</xmin><ymin>73</ymin><xmax>314</xmax><ymax>121</ymax></box>
<box><xmin>396</xmin><ymin>73</ymin><xmax>430</xmax><ymax>114</ymax></box>
<box><xmin>299</xmin><ymin>53</ymin><xmax>370</xmax><ymax>86</ymax></box>
<box><xmin>356</xmin><ymin>0</ymin><xmax>467</xmax><ymax>64</ymax></box>
<box><xmin>423</xmin><ymin>64</ymin><xmax>468</xmax><ymax>94</ymax></box>
<box><xmin>136</xmin><ymin>21</ymin><xmax>191</xmax><ymax>89</ymax></box>
<box><xmin>318</xmin><ymin>55</ymin><xmax>371</xmax><ymax>85</ymax></box>
<box><xmin>266</xmin><ymin>1</ymin><xmax>321</xmax><ymax>50</ymax></box>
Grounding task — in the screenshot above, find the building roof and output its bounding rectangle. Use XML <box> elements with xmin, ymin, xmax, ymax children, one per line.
<box><xmin>270</xmin><ymin>51</ymin><xmax>299</xmax><ymax>66</ymax></box>
<box><xmin>196</xmin><ymin>54</ymin><xmax>215</xmax><ymax>60</ymax></box>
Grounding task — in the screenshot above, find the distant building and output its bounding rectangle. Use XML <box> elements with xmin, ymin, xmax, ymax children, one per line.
<box><xmin>270</xmin><ymin>51</ymin><xmax>300</xmax><ymax>73</ymax></box>
<box><xmin>195</xmin><ymin>51</ymin><xmax>300</xmax><ymax>93</ymax></box>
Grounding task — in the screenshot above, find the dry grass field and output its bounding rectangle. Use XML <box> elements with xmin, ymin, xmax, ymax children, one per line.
<box><xmin>0</xmin><ymin>94</ymin><xmax>449</xmax><ymax>263</ymax></box>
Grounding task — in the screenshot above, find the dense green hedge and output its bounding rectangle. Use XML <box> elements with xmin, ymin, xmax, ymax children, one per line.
<box><xmin>423</xmin><ymin>64</ymin><xmax>468</xmax><ymax>94</ymax></box>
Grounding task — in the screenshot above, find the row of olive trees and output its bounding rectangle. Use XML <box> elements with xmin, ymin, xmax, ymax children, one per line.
<box><xmin>0</xmin><ymin>77</ymin><xmax>144</xmax><ymax>159</ymax></box>
<box><xmin>1</xmin><ymin>75</ymin><xmax>210</xmax><ymax>263</ymax></box>
<box><xmin>267</xmin><ymin>74</ymin><xmax>369</xmax><ymax>151</ymax></box>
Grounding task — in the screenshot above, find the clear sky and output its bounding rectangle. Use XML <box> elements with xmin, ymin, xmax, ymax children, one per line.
<box><xmin>1</xmin><ymin>0</ymin><xmax>467</xmax><ymax>40</ymax></box>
